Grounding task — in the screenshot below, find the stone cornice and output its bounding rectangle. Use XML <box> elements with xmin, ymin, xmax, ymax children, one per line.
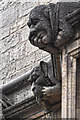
<box><xmin>3</xmin><ymin>96</ymin><xmax>60</xmax><ymax>119</ymax></box>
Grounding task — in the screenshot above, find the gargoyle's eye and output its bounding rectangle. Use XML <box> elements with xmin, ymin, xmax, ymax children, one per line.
<box><xmin>32</xmin><ymin>75</ymin><xmax>36</xmax><ymax>80</ymax></box>
<box><xmin>32</xmin><ymin>19</ymin><xmax>39</xmax><ymax>25</ymax></box>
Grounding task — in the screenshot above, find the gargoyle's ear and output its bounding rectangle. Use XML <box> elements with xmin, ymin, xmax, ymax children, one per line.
<box><xmin>43</xmin><ymin>7</ymin><xmax>50</xmax><ymax>20</ymax></box>
<box><xmin>40</xmin><ymin>61</ymin><xmax>48</xmax><ymax>77</ymax></box>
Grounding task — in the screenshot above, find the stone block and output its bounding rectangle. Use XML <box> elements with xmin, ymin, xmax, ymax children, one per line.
<box><xmin>19</xmin><ymin>25</ymin><xmax>30</xmax><ymax>42</ymax></box>
<box><xmin>35</xmin><ymin>50</ymin><xmax>43</xmax><ymax>61</ymax></box>
<box><xmin>17</xmin><ymin>17</ymin><xmax>26</xmax><ymax>29</ymax></box>
<box><xmin>0</xmin><ymin>67</ymin><xmax>8</xmax><ymax>82</ymax></box>
<box><xmin>41</xmin><ymin>50</ymin><xmax>50</xmax><ymax>58</ymax></box>
<box><xmin>25</xmin><ymin>40</ymin><xmax>38</xmax><ymax>56</ymax></box>
<box><xmin>0</xmin><ymin>27</ymin><xmax>9</xmax><ymax>40</ymax></box>
<box><xmin>1</xmin><ymin>3</ymin><xmax>18</xmax><ymax>28</ymax></box>
<box><xmin>0</xmin><ymin>0</ymin><xmax>19</xmax><ymax>11</ymax></box>
<box><xmin>0</xmin><ymin>52</ymin><xmax>9</xmax><ymax>70</ymax></box>
<box><xmin>0</xmin><ymin>32</ymin><xmax>19</xmax><ymax>53</ymax></box>
<box><xmin>2</xmin><ymin>62</ymin><xmax>16</xmax><ymax>83</ymax></box>
<box><xmin>10</xmin><ymin>22</ymin><xmax>17</xmax><ymax>34</ymax></box>
<box><xmin>18</xmin><ymin>1</ymin><xmax>38</xmax><ymax>18</ymax></box>
<box><xmin>16</xmin><ymin>60</ymin><xmax>24</xmax><ymax>71</ymax></box>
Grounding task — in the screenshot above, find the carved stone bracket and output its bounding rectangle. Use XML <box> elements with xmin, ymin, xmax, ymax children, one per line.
<box><xmin>27</xmin><ymin>2</ymin><xmax>80</xmax><ymax>54</ymax></box>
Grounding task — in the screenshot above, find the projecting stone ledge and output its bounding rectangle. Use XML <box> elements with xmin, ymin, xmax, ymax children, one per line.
<box><xmin>3</xmin><ymin>96</ymin><xmax>61</xmax><ymax>119</ymax></box>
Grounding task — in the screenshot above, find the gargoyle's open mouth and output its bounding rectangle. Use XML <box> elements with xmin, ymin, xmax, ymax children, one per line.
<box><xmin>29</xmin><ymin>32</ymin><xmax>37</xmax><ymax>45</ymax></box>
<box><xmin>29</xmin><ymin>30</ymin><xmax>43</xmax><ymax>45</ymax></box>
<box><xmin>29</xmin><ymin>30</ymin><xmax>49</xmax><ymax>49</ymax></box>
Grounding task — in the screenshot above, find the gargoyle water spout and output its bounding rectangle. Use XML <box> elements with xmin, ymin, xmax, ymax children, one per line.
<box><xmin>28</xmin><ymin>61</ymin><xmax>61</xmax><ymax>110</ymax></box>
<box><xmin>27</xmin><ymin>2</ymin><xmax>80</xmax><ymax>53</ymax></box>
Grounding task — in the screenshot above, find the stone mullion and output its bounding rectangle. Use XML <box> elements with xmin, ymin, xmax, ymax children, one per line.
<box><xmin>67</xmin><ymin>55</ymin><xmax>72</xmax><ymax>118</ymax></box>
<box><xmin>67</xmin><ymin>56</ymin><xmax>76</xmax><ymax>118</ymax></box>
<box><xmin>71</xmin><ymin>58</ymin><xmax>76</xmax><ymax>118</ymax></box>
<box><xmin>61</xmin><ymin>48</ymin><xmax>68</xmax><ymax>118</ymax></box>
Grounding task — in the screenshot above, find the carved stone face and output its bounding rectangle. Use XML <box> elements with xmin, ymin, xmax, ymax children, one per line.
<box><xmin>28</xmin><ymin>65</ymin><xmax>44</xmax><ymax>98</ymax></box>
<box><xmin>27</xmin><ymin>5</ymin><xmax>52</xmax><ymax>49</ymax></box>
<box><xmin>28</xmin><ymin>66</ymin><xmax>42</xmax><ymax>84</ymax></box>
<box><xmin>27</xmin><ymin>3</ymin><xmax>80</xmax><ymax>49</ymax></box>
<box><xmin>28</xmin><ymin>61</ymin><xmax>61</xmax><ymax>110</ymax></box>
<box><xmin>28</xmin><ymin>61</ymin><xmax>52</xmax><ymax>98</ymax></box>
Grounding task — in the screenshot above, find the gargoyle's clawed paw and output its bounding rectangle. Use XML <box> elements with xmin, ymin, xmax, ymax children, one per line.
<box><xmin>57</xmin><ymin>31</ymin><xmax>63</xmax><ymax>40</ymax></box>
<box><xmin>54</xmin><ymin>31</ymin><xmax>64</xmax><ymax>47</ymax></box>
<box><xmin>42</xmin><ymin>36</ymin><xmax>50</xmax><ymax>44</ymax></box>
<box><xmin>33</xmin><ymin>32</ymin><xmax>46</xmax><ymax>48</ymax></box>
<box><xmin>42</xmin><ymin>86</ymin><xmax>52</xmax><ymax>95</ymax></box>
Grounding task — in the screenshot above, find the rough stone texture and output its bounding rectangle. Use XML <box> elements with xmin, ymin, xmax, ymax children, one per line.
<box><xmin>0</xmin><ymin>0</ymin><xmax>57</xmax><ymax>84</ymax></box>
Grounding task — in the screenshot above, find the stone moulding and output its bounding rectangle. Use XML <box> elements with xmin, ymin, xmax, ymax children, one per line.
<box><xmin>3</xmin><ymin>96</ymin><xmax>60</xmax><ymax>119</ymax></box>
<box><xmin>61</xmin><ymin>38</ymin><xmax>80</xmax><ymax>118</ymax></box>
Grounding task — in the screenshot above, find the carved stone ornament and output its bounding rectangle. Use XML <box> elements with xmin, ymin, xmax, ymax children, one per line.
<box><xmin>27</xmin><ymin>2</ymin><xmax>80</xmax><ymax>53</ymax></box>
<box><xmin>28</xmin><ymin>61</ymin><xmax>61</xmax><ymax>110</ymax></box>
<box><xmin>27</xmin><ymin>2</ymin><xmax>80</xmax><ymax>111</ymax></box>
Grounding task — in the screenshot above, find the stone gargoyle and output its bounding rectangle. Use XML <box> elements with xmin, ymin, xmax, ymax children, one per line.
<box><xmin>27</xmin><ymin>2</ymin><xmax>80</xmax><ymax>53</ymax></box>
<box><xmin>28</xmin><ymin>60</ymin><xmax>61</xmax><ymax>110</ymax></box>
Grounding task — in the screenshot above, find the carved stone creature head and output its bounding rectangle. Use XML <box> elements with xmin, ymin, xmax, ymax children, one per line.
<box><xmin>28</xmin><ymin>61</ymin><xmax>53</xmax><ymax>99</ymax></box>
<box><xmin>28</xmin><ymin>61</ymin><xmax>61</xmax><ymax>110</ymax></box>
<box><xmin>27</xmin><ymin>3</ymin><xmax>80</xmax><ymax>50</ymax></box>
<box><xmin>27</xmin><ymin>5</ymin><xmax>52</xmax><ymax>49</ymax></box>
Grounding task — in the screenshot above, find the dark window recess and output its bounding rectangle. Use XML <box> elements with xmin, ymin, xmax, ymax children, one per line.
<box><xmin>76</xmin><ymin>57</ymin><xmax>80</xmax><ymax>119</ymax></box>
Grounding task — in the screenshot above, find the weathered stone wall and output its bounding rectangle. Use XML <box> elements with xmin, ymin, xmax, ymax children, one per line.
<box><xmin>0</xmin><ymin>0</ymin><xmax>57</xmax><ymax>84</ymax></box>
